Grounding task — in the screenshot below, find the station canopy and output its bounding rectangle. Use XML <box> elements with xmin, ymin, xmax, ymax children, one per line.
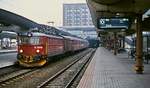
<box><xmin>0</xmin><ymin>9</ymin><xmax>39</xmax><ymax>31</ymax></box>
<box><xmin>87</xmin><ymin>0</ymin><xmax>150</xmax><ymax>35</ymax></box>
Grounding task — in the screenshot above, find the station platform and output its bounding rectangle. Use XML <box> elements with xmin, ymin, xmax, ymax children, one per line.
<box><xmin>77</xmin><ymin>47</ymin><xmax>150</xmax><ymax>88</ymax></box>
<box><xmin>0</xmin><ymin>49</ymin><xmax>17</xmax><ymax>54</ymax></box>
<box><xmin>0</xmin><ymin>49</ymin><xmax>17</xmax><ymax>68</ymax></box>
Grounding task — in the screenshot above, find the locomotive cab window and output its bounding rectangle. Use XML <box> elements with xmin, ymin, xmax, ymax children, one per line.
<box><xmin>18</xmin><ymin>36</ymin><xmax>40</xmax><ymax>45</ymax></box>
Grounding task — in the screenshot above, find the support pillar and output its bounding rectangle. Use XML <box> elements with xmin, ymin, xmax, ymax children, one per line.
<box><xmin>134</xmin><ymin>14</ymin><xmax>144</xmax><ymax>74</ymax></box>
<box><xmin>119</xmin><ymin>37</ymin><xmax>121</xmax><ymax>48</ymax></box>
<box><xmin>147</xmin><ymin>33</ymin><xmax>149</xmax><ymax>53</ymax></box>
<box><xmin>123</xmin><ymin>36</ymin><xmax>125</xmax><ymax>49</ymax></box>
<box><xmin>114</xmin><ymin>32</ymin><xmax>117</xmax><ymax>55</ymax></box>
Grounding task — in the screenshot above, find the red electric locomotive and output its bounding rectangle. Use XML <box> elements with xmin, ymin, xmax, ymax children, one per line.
<box><xmin>17</xmin><ymin>28</ymin><xmax>64</xmax><ymax>67</ymax></box>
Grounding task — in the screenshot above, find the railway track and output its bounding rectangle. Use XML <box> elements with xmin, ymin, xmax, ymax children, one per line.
<box><xmin>0</xmin><ymin>68</ymin><xmax>37</xmax><ymax>87</ymax></box>
<box><xmin>0</xmin><ymin>65</ymin><xmax>17</xmax><ymax>77</ymax></box>
<box><xmin>0</xmin><ymin>49</ymin><xmax>95</xmax><ymax>88</ymax></box>
<box><xmin>37</xmin><ymin>49</ymin><xmax>95</xmax><ymax>88</ymax></box>
<box><xmin>0</xmin><ymin>64</ymin><xmax>30</xmax><ymax>77</ymax></box>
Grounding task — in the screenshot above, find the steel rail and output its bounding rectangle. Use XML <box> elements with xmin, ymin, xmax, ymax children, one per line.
<box><xmin>65</xmin><ymin>50</ymin><xmax>95</xmax><ymax>88</ymax></box>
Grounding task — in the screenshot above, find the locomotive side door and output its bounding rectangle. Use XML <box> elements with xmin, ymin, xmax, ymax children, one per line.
<box><xmin>64</xmin><ymin>38</ymin><xmax>69</xmax><ymax>52</ymax></box>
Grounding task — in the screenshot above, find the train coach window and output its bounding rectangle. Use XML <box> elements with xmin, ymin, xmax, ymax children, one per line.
<box><xmin>18</xmin><ymin>37</ymin><xmax>40</xmax><ymax>45</ymax></box>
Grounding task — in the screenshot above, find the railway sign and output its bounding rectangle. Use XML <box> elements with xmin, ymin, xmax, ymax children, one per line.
<box><xmin>98</xmin><ymin>18</ymin><xmax>130</xmax><ymax>29</ymax></box>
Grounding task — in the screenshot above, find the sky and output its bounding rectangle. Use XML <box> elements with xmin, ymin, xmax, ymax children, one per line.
<box><xmin>0</xmin><ymin>0</ymin><xmax>87</xmax><ymax>26</ymax></box>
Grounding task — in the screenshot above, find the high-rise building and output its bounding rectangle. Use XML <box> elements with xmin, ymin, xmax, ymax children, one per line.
<box><xmin>63</xmin><ymin>3</ymin><xmax>93</xmax><ymax>26</ymax></box>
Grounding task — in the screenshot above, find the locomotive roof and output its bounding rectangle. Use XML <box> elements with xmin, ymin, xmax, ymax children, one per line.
<box><xmin>62</xmin><ymin>35</ymin><xmax>86</xmax><ymax>42</ymax></box>
<box><xmin>18</xmin><ymin>32</ymin><xmax>63</xmax><ymax>39</ymax></box>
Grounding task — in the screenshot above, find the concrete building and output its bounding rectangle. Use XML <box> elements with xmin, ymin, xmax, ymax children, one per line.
<box><xmin>63</xmin><ymin>3</ymin><xmax>93</xmax><ymax>26</ymax></box>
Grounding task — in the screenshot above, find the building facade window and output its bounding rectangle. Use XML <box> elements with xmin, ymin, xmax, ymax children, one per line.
<box><xmin>63</xmin><ymin>3</ymin><xmax>93</xmax><ymax>26</ymax></box>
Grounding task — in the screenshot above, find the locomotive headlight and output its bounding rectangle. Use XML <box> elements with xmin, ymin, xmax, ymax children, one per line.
<box><xmin>19</xmin><ymin>49</ymin><xmax>23</xmax><ymax>53</ymax></box>
<box><xmin>36</xmin><ymin>49</ymin><xmax>40</xmax><ymax>53</ymax></box>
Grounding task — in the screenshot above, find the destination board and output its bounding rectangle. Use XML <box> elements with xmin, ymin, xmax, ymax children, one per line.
<box><xmin>98</xmin><ymin>18</ymin><xmax>129</xmax><ymax>29</ymax></box>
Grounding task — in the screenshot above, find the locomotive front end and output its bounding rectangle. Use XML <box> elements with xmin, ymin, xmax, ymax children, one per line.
<box><xmin>17</xmin><ymin>33</ymin><xmax>47</xmax><ymax>67</ymax></box>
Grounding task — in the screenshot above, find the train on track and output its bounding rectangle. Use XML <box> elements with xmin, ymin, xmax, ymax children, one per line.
<box><xmin>17</xmin><ymin>25</ymin><xmax>89</xmax><ymax>67</ymax></box>
<box><xmin>0</xmin><ymin>9</ymin><xmax>89</xmax><ymax>67</ymax></box>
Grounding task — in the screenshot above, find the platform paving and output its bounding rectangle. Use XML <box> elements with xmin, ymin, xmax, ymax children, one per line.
<box><xmin>77</xmin><ymin>47</ymin><xmax>150</xmax><ymax>88</ymax></box>
<box><xmin>0</xmin><ymin>49</ymin><xmax>17</xmax><ymax>54</ymax></box>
